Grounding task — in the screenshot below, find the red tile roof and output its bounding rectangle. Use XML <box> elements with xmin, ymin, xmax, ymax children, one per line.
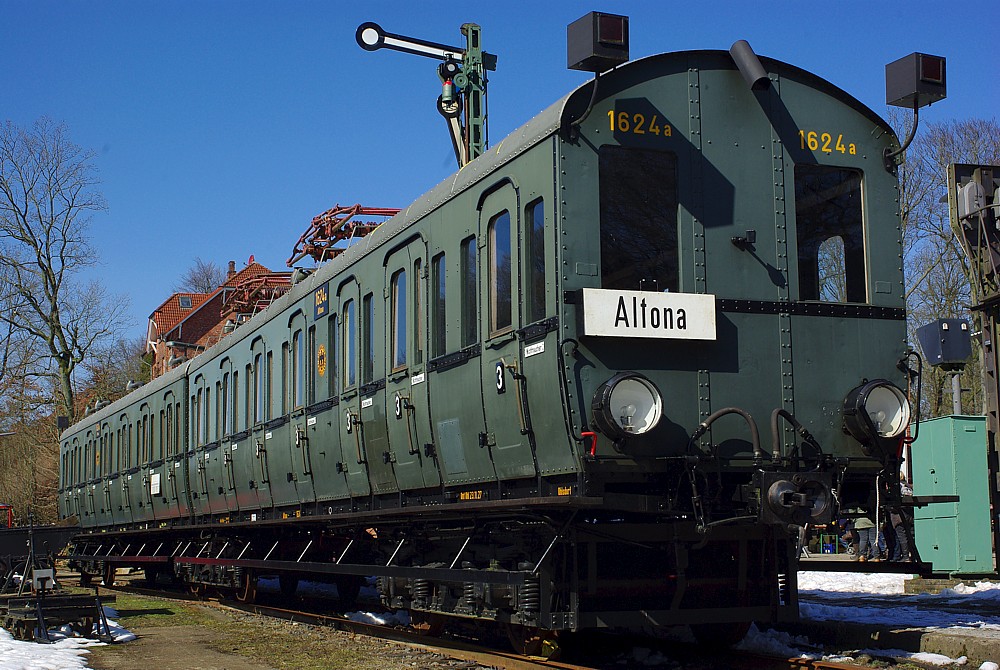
<box><xmin>149</xmin><ymin>293</ymin><xmax>210</xmax><ymax>337</ymax></box>
<box><xmin>147</xmin><ymin>262</ymin><xmax>277</xmax><ymax>342</ymax></box>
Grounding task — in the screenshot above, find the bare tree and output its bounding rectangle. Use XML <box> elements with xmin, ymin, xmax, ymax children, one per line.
<box><xmin>898</xmin><ymin>115</ymin><xmax>1000</xmax><ymax>417</ymax></box>
<box><xmin>82</xmin><ymin>334</ymin><xmax>150</xmax><ymax>403</ymax></box>
<box><xmin>0</xmin><ymin>117</ymin><xmax>129</xmax><ymax>423</ymax></box>
<box><xmin>175</xmin><ymin>257</ymin><xmax>227</xmax><ymax>293</ymax></box>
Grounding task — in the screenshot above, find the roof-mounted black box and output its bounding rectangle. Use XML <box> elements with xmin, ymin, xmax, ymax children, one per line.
<box><xmin>886</xmin><ymin>52</ymin><xmax>947</xmax><ymax>108</ymax></box>
<box><xmin>567</xmin><ymin>12</ymin><xmax>629</xmax><ymax>73</ymax></box>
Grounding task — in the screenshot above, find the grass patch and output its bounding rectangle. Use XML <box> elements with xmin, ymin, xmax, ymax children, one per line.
<box><xmin>103</xmin><ymin>592</ymin><xmax>218</xmax><ymax>628</ymax></box>
<box><xmin>207</xmin><ymin>621</ymin><xmax>380</xmax><ymax>670</ymax></box>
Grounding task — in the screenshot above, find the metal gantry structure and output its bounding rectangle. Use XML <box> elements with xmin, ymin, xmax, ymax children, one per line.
<box><xmin>286</xmin><ymin>204</ymin><xmax>400</xmax><ymax>267</ymax></box>
<box><xmin>947</xmin><ymin>163</ymin><xmax>1000</xmax><ymax>571</ymax></box>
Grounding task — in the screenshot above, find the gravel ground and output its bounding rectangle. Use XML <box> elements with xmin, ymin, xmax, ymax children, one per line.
<box><xmin>85</xmin><ymin>596</ymin><xmax>487</xmax><ymax>670</ymax></box>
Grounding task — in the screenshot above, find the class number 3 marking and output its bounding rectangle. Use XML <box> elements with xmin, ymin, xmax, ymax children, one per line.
<box><xmin>495</xmin><ymin>361</ymin><xmax>506</xmax><ymax>394</ymax></box>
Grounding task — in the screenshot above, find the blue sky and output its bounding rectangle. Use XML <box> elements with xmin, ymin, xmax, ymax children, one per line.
<box><xmin>3</xmin><ymin>0</ymin><xmax>996</xmax><ymax>340</ymax></box>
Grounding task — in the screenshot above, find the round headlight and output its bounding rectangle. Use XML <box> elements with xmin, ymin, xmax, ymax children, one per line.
<box><xmin>592</xmin><ymin>372</ymin><xmax>663</xmax><ymax>440</ymax></box>
<box><xmin>844</xmin><ymin>380</ymin><xmax>911</xmax><ymax>441</ymax></box>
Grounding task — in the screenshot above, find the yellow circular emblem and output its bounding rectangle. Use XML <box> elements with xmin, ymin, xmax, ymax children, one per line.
<box><xmin>317</xmin><ymin>344</ymin><xmax>327</xmax><ymax>377</ymax></box>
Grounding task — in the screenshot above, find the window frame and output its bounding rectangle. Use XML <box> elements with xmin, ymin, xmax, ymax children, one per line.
<box><xmin>431</xmin><ymin>252</ymin><xmax>447</xmax><ymax>357</ymax></box>
<box><xmin>460</xmin><ymin>236</ymin><xmax>477</xmax><ymax>348</ymax></box>
<box><xmin>525</xmin><ymin>198</ymin><xmax>546</xmax><ymax>324</ymax></box>
<box><xmin>391</xmin><ymin>269</ymin><xmax>407</xmax><ymax>372</ymax></box>
<box><xmin>488</xmin><ymin>210</ymin><xmax>514</xmax><ymax>336</ymax></box>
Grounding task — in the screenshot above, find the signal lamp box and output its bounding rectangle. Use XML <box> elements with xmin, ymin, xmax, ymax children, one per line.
<box><xmin>911</xmin><ymin>416</ymin><xmax>993</xmax><ymax>574</ymax></box>
<box><xmin>916</xmin><ymin>318</ymin><xmax>971</xmax><ymax>371</ymax></box>
<box><xmin>886</xmin><ymin>52</ymin><xmax>946</xmax><ymax>108</ymax></box>
<box><xmin>567</xmin><ymin>12</ymin><xmax>629</xmax><ymax>73</ymax></box>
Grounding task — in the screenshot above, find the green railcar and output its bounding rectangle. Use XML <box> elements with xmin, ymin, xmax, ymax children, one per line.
<box><xmin>59</xmin><ymin>41</ymin><xmax>914</xmax><ymax>647</ymax></box>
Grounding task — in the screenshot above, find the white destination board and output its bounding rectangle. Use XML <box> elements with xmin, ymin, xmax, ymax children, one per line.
<box><xmin>581</xmin><ymin>288</ymin><xmax>716</xmax><ymax>340</ymax></box>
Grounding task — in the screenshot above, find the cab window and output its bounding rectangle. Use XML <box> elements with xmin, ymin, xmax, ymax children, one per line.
<box><xmin>795</xmin><ymin>165</ymin><xmax>865</xmax><ymax>303</ymax></box>
<box><xmin>599</xmin><ymin>145</ymin><xmax>679</xmax><ymax>292</ymax></box>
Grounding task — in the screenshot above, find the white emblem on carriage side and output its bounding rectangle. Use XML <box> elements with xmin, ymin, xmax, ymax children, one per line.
<box><xmin>361</xmin><ymin>397</ymin><xmax>374</xmax><ymax>409</ymax></box>
<box><xmin>307</xmin><ymin>416</ymin><xmax>317</xmax><ymax>426</ymax></box>
<box><xmin>265</xmin><ymin>431</ymin><xmax>272</xmax><ymax>440</ymax></box>
<box><xmin>410</xmin><ymin>372</ymin><xmax>425</xmax><ymax>385</ymax></box>
<box><xmin>581</xmin><ymin>288</ymin><xmax>716</xmax><ymax>340</ymax></box>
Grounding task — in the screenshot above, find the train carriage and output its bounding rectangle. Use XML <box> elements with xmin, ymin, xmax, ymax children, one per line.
<box><xmin>60</xmin><ymin>28</ymin><xmax>922</xmax><ymax>649</ymax></box>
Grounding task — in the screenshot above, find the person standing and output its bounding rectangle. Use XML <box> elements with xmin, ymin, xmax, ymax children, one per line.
<box><xmin>853</xmin><ymin>510</ymin><xmax>877</xmax><ymax>561</ymax></box>
<box><xmin>890</xmin><ymin>474</ymin><xmax>913</xmax><ymax>561</ymax></box>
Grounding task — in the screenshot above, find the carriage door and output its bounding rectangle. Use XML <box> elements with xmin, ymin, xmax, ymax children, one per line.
<box><xmin>479</xmin><ymin>185</ymin><xmax>538</xmax><ymax>482</ymax></box>
<box><xmin>249</xmin><ymin>338</ymin><xmax>274</xmax><ymax>512</ymax></box>
<box><xmin>385</xmin><ymin>242</ymin><xmax>442</xmax><ymax>490</ymax></box>
<box><xmin>288</xmin><ymin>312</ymin><xmax>317</xmax><ymax>507</ymax></box>
<box><xmin>337</xmin><ymin>281</ymin><xmax>372</xmax><ymax>498</ymax></box>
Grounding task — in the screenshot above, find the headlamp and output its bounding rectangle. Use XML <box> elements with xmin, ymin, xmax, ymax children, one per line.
<box><xmin>843</xmin><ymin>380</ymin><xmax>911</xmax><ymax>443</ymax></box>
<box><xmin>591</xmin><ymin>372</ymin><xmax>663</xmax><ymax>440</ymax></box>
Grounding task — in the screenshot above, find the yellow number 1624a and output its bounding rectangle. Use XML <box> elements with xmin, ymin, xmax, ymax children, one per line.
<box><xmin>608</xmin><ymin>110</ymin><xmax>673</xmax><ymax>137</ymax></box>
<box><xmin>799</xmin><ymin>130</ymin><xmax>856</xmax><ymax>155</ymax></box>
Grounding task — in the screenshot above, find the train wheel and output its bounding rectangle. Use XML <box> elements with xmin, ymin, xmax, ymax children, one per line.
<box><xmin>102</xmin><ymin>563</ymin><xmax>116</xmax><ymax>587</ymax></box>
<box><xmin>236</xmin><ymin>571</ymin><xmax>258</xmax><ymax>603</ymax></box>
<box><xmin>278</xmin><ymin>574</ymin><xmax>299</xmax><ymax>598</ymax></box>
<box><xmin>690</xmin><ymin>621</ymin><xmax>752</xmax><ymax>647</ymax></box>
<box><xmin>79</xmin><ymin>570</ymin><xmax>93</xmax><ymax>587</ymax></box>
<box><xmin>334</xmin><ymin>575</ymin><xmax>363</xmax><ymax>607</ymax></box>
<box><xmin>410</xmin><ymin>611</ymin><xmax>445</xmax><ymax>637</ymax></box>
<box><xmin>188</xmin><ymin>581</ymin><xmax>207</xmax><ymax>598</ymax></box>
<box><xmin>71</xmin><ymin>617</ymin><xmax>95</xmax><ymax>638</ymax></box>
<box><xmin>13</xmin><ymin>620</ymin><xmax>32</xmax><ymax>641</ymax></box>
<box><xmin>143</xmin><ymin>568</ymin><xmax>158</xmax><ymax>587</ymax></box>
<box><xmin>505</xmin><ymin>624</ymin><xmax>560</xmax><ymax>659</ymax></box>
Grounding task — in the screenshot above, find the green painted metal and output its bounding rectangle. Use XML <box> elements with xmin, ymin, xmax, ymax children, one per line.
<box><xmin>912</xmin><ymin>415</ymin><xmax>995</xmax><ymax>574</ymax></box>
<box><xmin>459</xmin><ymin>23</ymin><xmax>488</xmax><ymax>162</ymax></box>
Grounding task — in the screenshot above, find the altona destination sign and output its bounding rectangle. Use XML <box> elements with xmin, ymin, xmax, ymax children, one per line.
<box><xmin>580</xmin><ymin>288</ymin><xmax>716</xmax><ymax>340</ymax></box>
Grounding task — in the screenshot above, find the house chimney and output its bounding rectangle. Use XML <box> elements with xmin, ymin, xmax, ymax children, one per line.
<box><xmin>228</xmin><ymin>260</ymin><xmax>236</xmax><ymax>279</ymax></box>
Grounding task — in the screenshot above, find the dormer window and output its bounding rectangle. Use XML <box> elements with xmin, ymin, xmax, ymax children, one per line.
<box><xmin>178</xmin><ymin>296</ymin><xmax>192</xmax><ymax>308</ymax></box>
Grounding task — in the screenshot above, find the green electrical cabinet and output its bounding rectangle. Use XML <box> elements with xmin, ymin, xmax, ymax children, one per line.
<box><xmin>911</xmin><ymin>415</ymin><xmax>995</xmax><ymax>575</ymax></box>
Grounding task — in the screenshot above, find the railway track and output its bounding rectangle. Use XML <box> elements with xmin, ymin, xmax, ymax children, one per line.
<box><xmin>82</xmin><ymin>573</ymin><xmax>872</xmax><ymax>670</ymax></box>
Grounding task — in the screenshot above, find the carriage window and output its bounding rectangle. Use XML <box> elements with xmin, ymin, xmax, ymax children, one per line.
<box><xmin>142</xmin><ymin>413</ymin><xmax>149</xmax><ymax>462</ymax></box>
<box><xmin>344</xmin><ymin>301</ymin><xmax>356</xmax><ymax>388</ymax></box>
<box><xmin>244</xmin><ymin>365</ymin><xmax>252</xmax><ymax>429</ymax></box>
<box><xmin>307</xmin><ymin>326</ymin><xmax>316</xmax><ymax>405</ymax></box>
<box><xmin>266</xmin><ymin>351</ymin><xmax>274</xmax><ymax>420</ymax></box>
<box><xmin>229</xmin><ymin>372</ymin><xmax>237</xmax><ymax>435</ymax></box>
<box><xmin>201</xmin><ymin>388</ymin><xmax>209</xmax><ymax>444</ymax></box>
<box><xmin>461</xmin><ymin>236</ymin><xmax>477</xmax><ymax>347</ymax></box>
<box><xmin>489</xmin><ymin>211</ymin><xmax>513</xmax><ymax>335</ymax></box>
<box><xmin>328</xmin><ymin>313</ymin><xmax>339</xmax><ymax>396</ymax></box>
<box><xmin>281</xmin><ymin>341</ymin><xmax>290</xmax><ymax>414</ymax></box>
<box><xmin>795</xmin><ymin>165</ymin><xmax>865</xmax><ymax>303</ymax></box>
<box><xmin>221</xmin><ymin>373</ymin><xmax>230</xmax><ymax>435</ymax></box>
<box><xmin>174</xmin><ymin>402</ymin><xmax>181</xmax><ymax>452</ymax></box>
<box><xmin>599</xmin><ymin>146</ymin><xmax>679</xmax><ymax>292</ymax></box>
<box><xmin>254</xmin><ymin>354</ymin><xmax>265</xmax><ymax>423</ymax></box>
<box><xmin>362</xmin><ymin>293</ymin><xmax>375</xmax><ymax>383</ymax></box>
<box><xmin>166</xmin><ymin>404</ymin><xmax>173</xmax><ymax>456</ymax></box>
<box><xmin>414</xmin><ymin>259</ymin><xmax>423</xmax><ymax>365</ymax></box>
<box><xmin>431</xmin><ymin>253</ymin><xmax>446</xmax><ymax>357</ymax></box>
<box><xmin>293</xmin><ymin>329</ymin><xmax>304</xmax><ymax>409</ymax></box>
<box><xmin>526</xmin><ymin>199</ymin><xmax>546</xmax><ymax>323</ymax></box>
<box><xmin>391</xmin><ymin>270</ymin><xmax>407</xmax><ymax>371</ymax></box>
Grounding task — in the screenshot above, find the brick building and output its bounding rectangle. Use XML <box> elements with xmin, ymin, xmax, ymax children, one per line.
<box><xmin>146</xmin><ymin>260</ymin><xmax>291</xmax><ymax>379</ymax></box>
